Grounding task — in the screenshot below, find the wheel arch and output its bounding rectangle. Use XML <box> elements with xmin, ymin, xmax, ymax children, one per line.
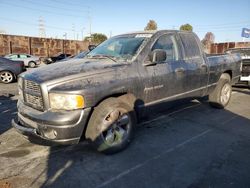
<box><xmin>223</xmin><ymin>70</ymin><xmax>232</xmax><ymax>80</ymax></box>
<box><xmin>83</xmin><ymin>92</ymin><xmax>138</xmax><ymax>140</ymax></box>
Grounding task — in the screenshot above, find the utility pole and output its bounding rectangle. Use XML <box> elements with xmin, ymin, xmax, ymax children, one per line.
<box><xmin>88</xmin><ymin>7</ymin><xmax>92</xmax><ymax>42</ymax></box>
<box><xmin>72</xmin><ymin>23</ymin><xmax>75</xmax><ymax>40</ymax></box>
<box><xmin>38</xmin><ymin>16</ymin><xmax>46</xmax><ymax>38</ymax></box>
<box><xmin>81</xmin><ymin>27</ymin><xmax>85</xmax><ymax>40</ymax></box>
<box><xmin>63</xmin><ymin>33</ymin><xmax>67</xmax><ymax>40</ymax></box>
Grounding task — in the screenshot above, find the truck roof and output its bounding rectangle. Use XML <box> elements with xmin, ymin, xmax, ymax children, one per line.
<box><xmin>117</xmin><ymin>30</ymin><xmax>193</xmax><ymax>36</ymax></box>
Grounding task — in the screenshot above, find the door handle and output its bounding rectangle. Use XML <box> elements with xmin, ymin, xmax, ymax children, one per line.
<box><xmin>175</xmin><ymin>67</ymin><xmax>185</xmax><ymax>73</ymax></box>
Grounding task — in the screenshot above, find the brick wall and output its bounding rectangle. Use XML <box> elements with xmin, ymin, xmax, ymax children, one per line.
<box><xmin>209</xmin><ymin>42</ymin><xmax>250</xmax><ymax>54</ymax></box>
<box><xmin>1</xmin><ymin>34</ymin><xmax>250</xmax><ymax>56</ymax></box>
<box><xmin>0</xmin><ymin>34</ymin><xmax>90</xmax><ymax>57</ymax></box>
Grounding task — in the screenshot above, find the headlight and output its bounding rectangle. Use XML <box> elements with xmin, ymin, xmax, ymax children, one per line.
<box><xmin>49</xmin><ymin>93</ymin><xmax>85</xmax><ymax>110</ymax></box>
<box><xmin>18</xmin><ymin>77</ymin><xmax>24</xmax><ymax>100</ymax></box>
<box><xmin>18</xmin><ymin>77</ymin><xmax>23</xmax><ymax>89</ymax></box>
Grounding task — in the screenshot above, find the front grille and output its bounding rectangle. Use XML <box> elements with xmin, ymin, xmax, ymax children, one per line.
<box><xmin>242</xmin><ymin>65</ymin><xmax>250</xmax><ymax>76</ymax></box>
<box><xmin>23</xmin><ymin>80</ymin><xmax>44</xmax><ymax>111</ymax></box>
<box><xmin>25</xmin><ymin>80</ymin><xmax>41</xmax><ymax>93</ymax></box>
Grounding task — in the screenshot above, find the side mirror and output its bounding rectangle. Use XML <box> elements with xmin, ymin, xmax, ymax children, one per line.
<box><xmin>143</xmin><ymin>49</ymin><xmax>167</xmax><ymax>66</ymax></box>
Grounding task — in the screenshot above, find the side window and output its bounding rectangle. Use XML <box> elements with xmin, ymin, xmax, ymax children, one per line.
<box><xmin>19</xmin><ymin>54</ymin><xmax>28</xmax><ymax>58</ymax></box>
<box><xmin>179</xmin><ymin>33</ymin><xmax>201</xmax><ymax>59</ymax></box>
<box><xmin>152</xmin><ymin>34</ymin><xmax>179</xmax><ymax>61</ymax></box>
<box><xmin>10</xmin><ymin>54</ymin><xmax>18</xmax><ymax>59</ymax></box>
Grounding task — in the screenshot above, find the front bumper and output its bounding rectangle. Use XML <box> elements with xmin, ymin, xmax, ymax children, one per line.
<box><xmin>12</xmin><ymin>101</ymin><xmax>92</xmax><ymax>145</ymax></box>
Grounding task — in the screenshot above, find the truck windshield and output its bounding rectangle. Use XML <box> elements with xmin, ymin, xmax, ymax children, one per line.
<box><xmin>87</xmin><ymin>35</ymin><xmax>147</xmax><ymax>61</ymax></box>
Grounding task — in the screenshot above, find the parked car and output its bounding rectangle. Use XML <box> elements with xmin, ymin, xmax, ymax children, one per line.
<box><xmin>0</xmin><ymin>57</ymin><xmax>25</xmax><ymax>83</ymax></box>
<box><xmin>225</xmin><ymin>48</ymin><xmax>250</xmax><ymax>87</ymax></box>
<box><xmin>4</xmin><ymin>53</ymin><xmax>40</xmax><ymax>68</ymax></box>
<box><xmin>57</xmin><ymin>51</ymin><xmax>88</xmax><ymax>62</ymax></box>
<box><xmin>12</xmin><ymin>30</ymin><xmax>241</xmax><ymax>154</ymax></box>
<box><xmin>44</xmin><ymin>53</ymin><xmax>71</xmax><ymax>64</ymax></box>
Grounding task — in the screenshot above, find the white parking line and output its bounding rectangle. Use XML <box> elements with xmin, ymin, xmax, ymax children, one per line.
<box><xmin>96</xmin><ymin>129</ymin><xmax>212</xmax><ymax>188</ymax></box>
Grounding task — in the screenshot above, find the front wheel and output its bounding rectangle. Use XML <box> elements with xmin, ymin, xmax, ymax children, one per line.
<box><xmin>209</xmin><ymin>73</ymin><xmax>232</xmax><ymax>109</ymax></box>
<box><xmin>86</xmin><ymin>98</ymin><xmax>136</xmax><ymax>154</ymax></box>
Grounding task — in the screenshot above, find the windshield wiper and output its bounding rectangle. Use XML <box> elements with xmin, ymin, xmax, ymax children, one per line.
<box><xmin>88</xmin><ymin>54</ymin><xmax>117</xmax><ymax>62</ymax></box>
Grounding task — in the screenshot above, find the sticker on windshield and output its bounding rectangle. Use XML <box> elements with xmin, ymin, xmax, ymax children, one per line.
<box><xmin>135</xmin><ymin>34</ymin><xmax>153</xmax><ymax>38</ymax></box>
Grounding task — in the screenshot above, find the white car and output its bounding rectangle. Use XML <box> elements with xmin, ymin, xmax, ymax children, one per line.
<box><xmin>4</xmin><ymin>53</ymin><xmax>41</xmax><ymax>68</ymax></box>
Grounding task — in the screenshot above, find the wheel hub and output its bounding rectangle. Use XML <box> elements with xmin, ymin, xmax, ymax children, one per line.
<box><xmin>0</xmin><ymin>72</ymin><xmax>12</xmax><ymax>83</ymax></box>
<box><xmin>103</xmin><ymin>111</ymin><xmax>130</xmax><ymax>146</ymax></box>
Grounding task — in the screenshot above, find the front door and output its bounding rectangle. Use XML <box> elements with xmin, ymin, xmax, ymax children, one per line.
<box><xmin>142</xmin><ymin>33</ymin><xmax>188</xmax><ymax>104</ymax></box>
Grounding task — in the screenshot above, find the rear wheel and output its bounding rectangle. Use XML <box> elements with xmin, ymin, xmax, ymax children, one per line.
<box><xmin>0</xmin><ymin>71</ymin><xmax>14</xmax><ymax>84</ymax></box>
<box><xmin>209</xmin><ymin>73</ymin><xmax>232</xmax><ymax>109</ymax></box>
<box><xmin>86</xmin><ymin>98</ymin><xmax>136</xmax><ymax>154</ymax></box>
<box><xmin>28</xmin><ymin>61</ymin><xmax>36</xmax><ymax>68</ymax></box>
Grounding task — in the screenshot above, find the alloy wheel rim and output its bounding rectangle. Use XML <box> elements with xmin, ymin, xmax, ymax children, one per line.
<box><xmin>221</xmin><ymin>83</ymin><xmax>231</xmax><ymax>105</ymax></box>
<box><xmin>0</xmin><ymin>72</ymin><xmax>13</xmax><ymax>83</ymax></box>
<box><xmin>102</xmin><ymin>109</ymin><xmax>130</xmax><ymax>146</ymax></box>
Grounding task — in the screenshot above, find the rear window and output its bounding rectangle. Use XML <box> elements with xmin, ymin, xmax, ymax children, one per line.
<box><xmin>179</xmin><ymin>33</ymin><xmax>201</xmax><ymax>59</ymax></box>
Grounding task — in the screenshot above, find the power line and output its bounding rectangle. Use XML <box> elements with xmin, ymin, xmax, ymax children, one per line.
<box><xmin>194</xmin><ymin>20</ymin><xmax>250</xmax><ymax>27</ymax></box>
<box><xmin>0</xmin><ymin>17</ymin><xmax>82</xmax><ymax>33</ymax></box>
<box><xmin>1</xmin><ymin>1</ymin><xmax>87</xmax><ymax>18</ymax></box>
<box><xmin>50</xmin><ymin>0</ymin><xmax>91</xmax><ymax>9</ymax></box>
<box><xmin>19</xmin><ymin>0</ymin><xmax>90</xmax><ymax>13</ymax></box>
<box><xmin>196</xmin><ymin>24</ymin><xmax>250</xmax><ymax>32</ymax></box>
<box><xmin>38</xmin><ymin>17</ymin><xmax>46</xmax><ymax>38</ymax></box>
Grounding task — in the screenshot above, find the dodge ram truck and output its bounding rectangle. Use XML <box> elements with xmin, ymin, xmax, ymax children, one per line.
<box><xmin>12</xmin><ymin>30</ymin><xmax>241</xmax><ymax>154</ymax></box>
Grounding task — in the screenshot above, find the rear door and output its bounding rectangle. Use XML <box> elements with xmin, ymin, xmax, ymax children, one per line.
<box><xmin>178</xmin><ymin>33</ymin><xmax>209</xmax><ymax>97</ymax></box>
<box><xmin>19</xmin><ymin>54</ymin><xmax>29</xmax><ymax>66</ymax></box>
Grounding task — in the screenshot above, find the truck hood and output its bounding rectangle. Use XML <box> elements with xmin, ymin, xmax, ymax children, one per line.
<box><xmin>22</xmin><ymin>58</ymin><xmax>127</xmax><ymax>83</ymax></box>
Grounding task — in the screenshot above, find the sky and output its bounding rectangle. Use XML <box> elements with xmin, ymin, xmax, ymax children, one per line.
<box><xmin>0</xmin><ymin>0</ymin><xmax>249</xmax><ymax>42</ymax></box>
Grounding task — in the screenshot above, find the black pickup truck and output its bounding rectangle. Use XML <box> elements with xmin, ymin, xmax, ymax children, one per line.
<box><xmin>12</xmin><ymin>30</ymin><xmax>241</xmax><ymax>154</ymax></box>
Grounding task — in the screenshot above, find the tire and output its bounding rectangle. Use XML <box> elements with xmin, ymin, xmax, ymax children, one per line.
<box><xmin>86</xmin><ymin>98</ymin><xmax>136</xmax><ymax>154</ymax></box>
<box><xmin>209</xmin><ymin>73</ymin><xmax>232</xmax><ymax>109</ymax></box>
<box><xmin>28</xmin><ymin>61</ymin><xmax>36</xmax><ymax>68</ymax></box>
<box><xmin>0</xmin><ymin>71</ymin><xmax>14</xmax><ymax>84</ymax></box>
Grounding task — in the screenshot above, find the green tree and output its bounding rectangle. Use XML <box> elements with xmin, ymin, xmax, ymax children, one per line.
<box><xmin>144</xmin><ymin>20</ymin><xmax>158</xmax><ymax>31</ymax></box>
<box><xmin>179</xmin><ymin>24</ymin><xmax>193</xmax><ymax>31</ymax></box>
<box><xmin>84</xmin><ymin>33</ymin><xmax>107</xmax><ymax>44</ymax></box>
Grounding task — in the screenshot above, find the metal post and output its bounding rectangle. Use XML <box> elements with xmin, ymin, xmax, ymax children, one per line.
<box><xmin>29</xmin><ymin>37</ymin><xmax>32</xmax><ymax>55</ymax></box>
<box><xmin>9</xmin><ymin>41</ymin><xmax>12</xmax><ymax>54</ymax></box>
<box><xmin>62</xmin><ymin>40</ymin><xmax>65</xmax><ymax>53</ymax></box>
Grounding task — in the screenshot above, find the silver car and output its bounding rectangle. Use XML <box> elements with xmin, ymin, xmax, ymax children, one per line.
<box><xmin>4</xmin><ymin>53</ymin><xmax>41</xmax><ymax>68</ymax></box>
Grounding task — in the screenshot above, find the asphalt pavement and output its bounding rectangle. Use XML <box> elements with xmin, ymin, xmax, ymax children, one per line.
<box><xmin>0</xmin><ymin>84</ymin><xmax>249</xmax><ymax>188</ymax></box>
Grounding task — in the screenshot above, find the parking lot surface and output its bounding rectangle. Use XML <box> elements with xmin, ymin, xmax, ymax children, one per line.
<box><xmin>0</xmin><ymin>84</ymin><xmax>250</xmax><ymax>188</ymax></box>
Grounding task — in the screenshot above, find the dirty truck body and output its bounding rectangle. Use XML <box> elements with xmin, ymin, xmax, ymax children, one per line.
<box><xmin>12</xmin><ymin>30</ymin><xmax>241</xmax><ymax>154</ymax></box>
